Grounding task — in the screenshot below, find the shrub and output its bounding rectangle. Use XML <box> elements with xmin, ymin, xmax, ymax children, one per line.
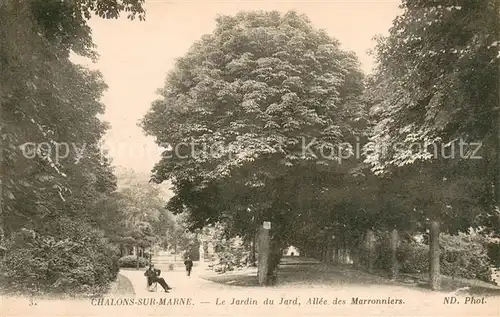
<box><xmin>0</xmin><ymin>221</ymin><xmax>120</xmax><ymax>297</ymax></box>
<box><xmin>373</xmin><ymin>232</ymin><xmax>392</xmax><ymax>271</ymax></box>
<box><xmin>202</xmin><ymin>223</ymin><xmax>249</xmax><ymax>271</ymax></box>
<box><xmin>398</xmin><ymin>241</ymin><xmax>429</xmax><ymax>273</ymax></box>
<box><xmin>118</xmin><ymin>255</ymin><xmax>149</xmax><ymax>268</ymax></box>
<box><xmin>487</xmin><ymin>242</ymin><xmax>500</xmax><ymax>267</ymax></box>
<box><xmin>212</xmin><ymin>235</ymin><xmax>249</xmax><ymax>270</ymax></box>
<box><xmin>371</xmin><ymin>232</ymin><xmax>493</xmax><ymax>282</ymax></box>
<box><xmin>440</xmin><ymin>233</ymin><xmax>492</xmax><ymax>282</ymax></box>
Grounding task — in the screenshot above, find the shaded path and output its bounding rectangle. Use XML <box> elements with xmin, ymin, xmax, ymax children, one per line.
<box><xmin>4</xmin><ymin>257</ymin><xmax>499</xmax><ymax>316</ymax></box>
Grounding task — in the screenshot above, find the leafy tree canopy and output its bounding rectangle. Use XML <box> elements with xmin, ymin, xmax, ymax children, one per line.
<box><xmin>142</xmin><ymin>11</ymin><xmax>366</xmax><ymax>240</ymax></box>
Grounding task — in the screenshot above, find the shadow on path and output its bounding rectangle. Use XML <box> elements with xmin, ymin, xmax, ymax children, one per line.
<box><xmin>200</xmin><ymin>256</ymin><xmax>500</xmax><ymax>297</ymax></box>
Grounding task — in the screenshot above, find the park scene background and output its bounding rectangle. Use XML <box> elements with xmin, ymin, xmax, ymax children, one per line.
<box><xmin>1</xmin><ymin>0</ymin><xmax>500</xmax><ymax>307</ymax></box>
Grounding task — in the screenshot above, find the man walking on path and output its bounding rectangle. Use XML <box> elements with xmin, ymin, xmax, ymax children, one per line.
<box><xmin>144</xmin><ymin>264</ymin><xmax>172</xmax><ymax>292</ymax></box>
<box><xmin>184</xmin><ymin>257</ymin><xmax>193</xmax><ymax>277</ymax></box>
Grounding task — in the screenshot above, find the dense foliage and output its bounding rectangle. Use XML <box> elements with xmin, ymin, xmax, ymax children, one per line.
<box><xmin>118</xmin><ymin>255</ymin><xmax>149</xmax><ymax>269</ymax></box>
<box><xmin>364</xmin><ymin>0</ymin><xmax>500</xmax><ymax>232</ymax></box>
<box><xmin>3</xmin><ymin>0</ymin><xmax>498</xmax><ymax>292</ymax></box>
<box><xmin>0</xmin><ymin>225</ymin><xmax>120</xmax><ymax>296</ymax></box>
<box><xmin>371</xmin><ymin>233</ymin><xmax>493</xmax><ymax>282</ymax></box>
<box><xmin>0</xmin><ymin>0</ymin><xmax>146</xmax><ymax>295</ymax></box>
<box><xmin>201</xmin><ymin>223</ymin><xmax>250</xmax><ymax>272</ymax></box>
<box><xmin>142</xmin><ymin>11</ymin><xmax>366</xmax><ymax>280</ymax></box>
<box><xmin>142</xmin><ymin>5</ymin><xmax>499</xmax><ymax>286</ymax></box>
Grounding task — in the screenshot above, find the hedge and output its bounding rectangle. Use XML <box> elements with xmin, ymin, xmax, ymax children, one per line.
<box><xmin>118</xmin><ymin>255</ymin><xmax>149</xmax><ymax>268</ymax></box>
<box><xmin>363</xmin><ymin>232</ymin><xmax>493</xmax><ymax>283</ymax></box>
<box><xmin>0</xmin><ymin>222</ymin><xmax>120</xmax><ymax>297</ymax></box>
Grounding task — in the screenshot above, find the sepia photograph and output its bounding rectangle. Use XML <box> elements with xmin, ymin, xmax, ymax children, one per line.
<box><xmin>0</xmin><ymin>0</ymin><xmax>499</xmax><ymax>316</ymax></box>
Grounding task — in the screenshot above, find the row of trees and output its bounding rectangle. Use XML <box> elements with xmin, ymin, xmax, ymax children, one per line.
<box><xmin>0</xmin><ymin>0</ymin><xmax>153</xmax><ymax>295</ymax></box>
<box><xmin>142</xmin><ymin>2</ymin><xmax>499</xmax><ymax>289</ymax></box>
<box><xmin>361</xmin><ymin>0</ymin><xmax>499</xmax><ymax>289</ymax></box>
<box><xmin>115</xmin><ymin>168</ymin><xmax>198</xmax><ymax>260</ymax></box>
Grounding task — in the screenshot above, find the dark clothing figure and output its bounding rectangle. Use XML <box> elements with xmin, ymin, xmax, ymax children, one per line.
<box><xmin>184</xmin><ymin>259</ymin><xmax>193</xmax><ymax>276</ymax></box>
<box><xmin>144</xmin><ymin>266</ymin><xmax>172</xmax><ymax>292</ymax></box>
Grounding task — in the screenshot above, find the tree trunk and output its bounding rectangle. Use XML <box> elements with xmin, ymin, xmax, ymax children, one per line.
<box><xmin>0</xmin><ymin>117</ymin><xmax>4</xmax><ymax>257</ymax></box>
<box><xmin>323</xmin><ymin>243</ymin><xmax>328</xmax><ymax>262</ymax></box>
<box><xmin>429</xmin><ymin>220</ymin><xmax>441</xmax><ymax>290</ymax></box>
<box><xmin>136</xmin><ymin>245</ymin><xmax>140</xmax><ymax>270</ymax></box>
<box><xmin>341</xmin><ymin>237</ymin><xmax>348</xmax><ymax>264</ymax></box>
<box><xmin>495</xmin><ymin>0</ymin><xmax>500</xmax><ymax>218</ymax></box>
<box><xmin>321</xmin><ymin>240</ymin><xmax>328</xmax><ymax>263</ymax></box>
<box><xmin>267</xmin><ymin>238</ymin><xmax>280</xmax><ymax>285</ymax></box>
<box><xmin>390</xmin><ymin>228</ymin><xmax>399</xmax><ymax>279</ymax></box>
<box><xmin>335</xmin><ymin>240</ymin><xmax>341</xmax><ymax>264</ymax></box>
<box><xmin>351</xmin><ymin>247</ymin><xmax>359</xmax><ymax>268</ymax></box>
<box><xmin>326</xmin><ymin>230</ymin><xmax>334</xmax><ymax>263</ymax></box>
<box><xmin>341</xmin><ymin>238</ymin><xmax>346</xmax><ymax>264</ymax></box>
<box><xmin>366</xmin><ymin>229</ymin><xmax>374</xmax><ymax>273</ymax></box>
<box><xmin>257</xmin><ymin>227</ymin><xmax>270</xmax><ymax>285</ymax></box>
<box><xmin>496</xmin><ymin>110</ymin><xmax>500</xmax><ymax>216</ymax></box>
<box><xmin>250</xmin><ymin>232</ymin><xmax>257</xmax><ymax>266</ymax></box>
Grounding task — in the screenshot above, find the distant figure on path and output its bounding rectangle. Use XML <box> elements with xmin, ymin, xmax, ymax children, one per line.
<box><xmin>184</xmin><ymin>257</ymin><xmax>193</xmax><ymax>276</ymax></box>
<box><xmin>144</xmin><ymin>264</ymin><xmax>172</xmax><ymax>292</ymax></box>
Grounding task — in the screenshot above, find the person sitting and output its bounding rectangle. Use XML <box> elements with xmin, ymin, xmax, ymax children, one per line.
<box><xmin>144</xmin><ymin>264</ymin><xmax>172</xmax><ymax>292</ymax></box>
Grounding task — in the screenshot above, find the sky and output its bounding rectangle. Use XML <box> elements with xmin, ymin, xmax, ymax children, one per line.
<box><xmin>75</xmin><ymin>0</ymin><xmax>402</xmax><ymax>175</ymax></box>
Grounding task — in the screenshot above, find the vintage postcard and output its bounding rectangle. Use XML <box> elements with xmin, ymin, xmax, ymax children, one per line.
<box><xmin>1</xmin><ymin>0</ymin><xmax>499</xmax><ymax>316</ymax></box>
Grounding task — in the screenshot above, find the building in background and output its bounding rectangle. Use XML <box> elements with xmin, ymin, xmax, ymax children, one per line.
<box><xmin>283</xmin><ymin>246</ymin><xmax>300</xmax><ymax>256</ymax></box>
